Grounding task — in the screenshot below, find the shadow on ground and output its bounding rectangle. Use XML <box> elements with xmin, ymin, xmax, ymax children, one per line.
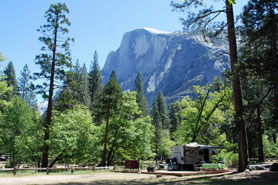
<box><xmin>29</xmin><ymin>171</ymin><xmax>278</xmax><ymax>185</ymax></box>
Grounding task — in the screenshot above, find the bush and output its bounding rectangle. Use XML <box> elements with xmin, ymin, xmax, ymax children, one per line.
<box><xmin>213</xmin><ymin>151</ymin><xmax>238</xmax><ymax>168</ymax></box>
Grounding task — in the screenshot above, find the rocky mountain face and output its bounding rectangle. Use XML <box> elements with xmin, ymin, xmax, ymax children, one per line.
<box><xmin>102</xmin><ymin>28</ymin><xmax>230</xmax><ymax>104</ymax></box>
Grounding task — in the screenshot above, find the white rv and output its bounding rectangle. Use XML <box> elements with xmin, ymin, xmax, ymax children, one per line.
<box><xmin>171</xmin><ymin>142</ymin><xmax>222</xmax><ymax>170</ymax></box>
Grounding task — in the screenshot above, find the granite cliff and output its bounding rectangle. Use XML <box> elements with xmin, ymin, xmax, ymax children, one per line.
<box><xmin>102</xmin><ymin>28</ymin><xmax>230</xmax><ymax>103</ymax></box>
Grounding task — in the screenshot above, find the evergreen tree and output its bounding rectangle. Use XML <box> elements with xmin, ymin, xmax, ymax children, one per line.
<box><xmin>18</xmin><ymin>64</ymin><xmax>37</xmax><ymax>107</ymax></box>
<box><xmin>34</xmin><ymin>3</ymin><xmax>73</xmax><ymax>168</ymax></box>
<box><xmin>54</xmin><ymin>68</ymin><xmax>76</xmax><ymax>112</ymax></box>
<box><xmin>134</xmin><ymin>72</ymin><xmax>148</xmax><ymax>116</ymax></box>
<box><xmin>169</xmin><ymin>101</ymin><xmax>182</xmax><ymax>134</ymax></box>
<box><xmin>76</xmin><ymin>63</ymin><xmax>91</xmax><ymax>107</ymax></box>
<box><xmin>240</xmin><ymin>0</ymin><xmax>278</xmax><ymax>144</ymax></box>
<box><xmin>0</xmin><ymin>52</ymin><xmax>11</xmax><ymax>112</ymax></box>
<box><xmin>0</xmin><ymin>52</ymin><xmax>6</xmax><ymax>62</ymax></box>
<box><xmin>110</xmin><ymin>70</ymin><xmax>118</xmax><ymax>82</ymax></box>
<box><xmin>4</xmin><ymin>61</ymin><xmax>19</xmax><ymax>99</ymax></box>
<box><xmin>98</xmin><ymin>71</ymin><xmax>122</xmax><ymax>166</ymax></box>
<box><xmin>156</xmin><ymin>91</ymin><xmax>170</xmax><ymax>129</ymax></box>
<box><xmin>89</xmin><ymin>51</ymin><xmax>102</xmax><ymax>114</ymax></box>
<box><xmin>151</xmin><ymin>98</ymin><xmax>162</xmax><ymax>164</ymax></box>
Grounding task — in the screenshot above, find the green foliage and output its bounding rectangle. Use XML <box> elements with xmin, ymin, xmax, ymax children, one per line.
<box><xmin>134</xmin><ymin>72</ymin><xmax>148</xmax><ymax>117</ymax></box>
<box><xmin>171</xmin><ymin>0</ymin><xmax>226</xmax><ymax>38</ymax></box>
<box><xmin>151</xmin><ymin>92</ymin><xmax>173</xmax><ymax>160</ymax></box>
<box><xmin>4</xmin><ymin>61</ymin><xmax>19</xmax><ymax>100</ymax></box>
<box><xmin>50</xmin><ymin>105</ymin><xmax>95</xmax><ymax>165</ymax></box>
<box><xmin>240</xmin><ymin>0</ymin><xmax>278</xmax><ymax>141</ymax></box>
<box><xmin>173</xmin><ymin>80</ymin><xmax>232</xmax><ymax>144</ymax></box>
<box><xmin>18</xmin><ymin>64</ymin><xmax>37</xmax><ymax>107</ymax></box>
<box><xmin>263</xmin><ymin>135</ymin><xmax>278</xmax><ymax>158</ymax></box>
<box><xmin>155</xmin><ymin>91</ymin><xmax>170</xmax><ymax>129</ymax></box>
<box><xmin>0</xmin><ymin>52</ymin><xmax>7</xmax><ymax>61</ymax></box>
<box><xmin>0</xmin><ymin>97</ymin><xmax>42</xmax><ymax>167</ymax></box>
<box><xmin>75</xmin><ymin>62</ymin><xmax>91</xmax><ymax>107</ymax></box>
<box><xmin>95</xmin><ymin>91</ymin><xmax>154</xmax><ymax>165</ymax></box>
<box><xmin>0</xmin><ymin>79</ymin><xmax>11</xmax><ymax>112</ymax></box>
<box><xmin>0</xmin><ymin>52</ymin><xmax>11</xmax><ymax>121</ymax></box>
<box><xmin>34</xmin><ymin>2</ymin><xmax>73</xmax><ymax>99</ymax></box>
<box><xmin>169</xmin><ymin>101</ymin><xmax>182</xmax><ymax>134</ymax></box>
<box><xmin>89</xmin><ymin>51</ymin><xmax>103</xmax><ymax>117</ymax></box>
<box><xmin>110</xmin><ymin>70</ymin><xmax>118</xmax><ymax>82</ymax></box>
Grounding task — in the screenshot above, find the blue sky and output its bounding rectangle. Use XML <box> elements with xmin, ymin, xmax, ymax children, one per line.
<box><xmin>0</xmin><ymin>0</ymin><xmax>247</xmax><ymax>78</ymax></box>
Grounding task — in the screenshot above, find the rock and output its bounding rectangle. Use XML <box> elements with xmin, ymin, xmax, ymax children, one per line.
<box><xmin>102</xmin><ymin>28</ymin><xmax>229</xmax><ymax>104</ymax></box>
<box><xmin>270</xmin><ymin>163</ymin><xmax>278</xmax><ymax>171</ymax></box>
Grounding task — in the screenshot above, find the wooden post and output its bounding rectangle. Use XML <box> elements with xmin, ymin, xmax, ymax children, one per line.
<box><xmin>13</xmin><ymin>168</ymin><xmax>16</xmax><ymax>175</ymax></box>
<box><xmin>46</xmin><ymin>167</ymin><xmax>49</xmax><ymax>175</ymax></box>
<box><xmin>93</xmin><ymin>166</ymin><xmax>96</xmax><ymax>172</ymax></box>
<box><xmin>71</xmin><ymin>167</ymin><xmax>74</xmax><ymax>173</ymax></box>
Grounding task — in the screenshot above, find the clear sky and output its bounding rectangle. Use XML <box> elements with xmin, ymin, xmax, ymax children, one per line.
<box><xmin>0</xmin><ymin>0</ymin><xmax>247</xmax><ymax>79</ymax></box>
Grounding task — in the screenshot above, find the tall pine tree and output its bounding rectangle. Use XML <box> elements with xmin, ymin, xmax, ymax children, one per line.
<box><xmin>151</xmin><ymin>98</ymin><xmax>162</xmax><ymax>164</ymax></box>
<box><xmin>156</xmin><ymin>91</ymin><xmax>170</xmax><ymax>130</ymax></box>
<box><xmin>169</xmin><ymin>101</ymin><xmax>182</xmax><ymax>134</ymax></box>
<box><xmin>134</xmin><ymin>72</ymin><xmax>148</xmax><ymax>116</ymax></box>
<box><xmin>89</xmin><ymin>51</ymin><xmax>102</xmax><ymax>113</ymax></box>
<box><xmin>34</xmin><ymin>3</ymin><xmax>73</xmax><ymax>168</ymax></box>
<box><xmin>75</xmin><ymin>63</ymin><xmax>91</xmax><ymax>107</ymax></box>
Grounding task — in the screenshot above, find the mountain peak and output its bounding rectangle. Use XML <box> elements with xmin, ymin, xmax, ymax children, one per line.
<box><xmin>140</xmin><ymin>27</ymin><xmax>171</xmax><ymax>35</ymax></box>
<box><xmin>102</xmin><ymin>28</ymin><xmax>229</xmax><ymax>104</ymax></box>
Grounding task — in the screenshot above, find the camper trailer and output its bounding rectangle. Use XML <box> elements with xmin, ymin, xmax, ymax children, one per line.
<box><xmin>170</xmin><ymin>142</ymin><xmax>222</xmax><ymax>170</ymax></box>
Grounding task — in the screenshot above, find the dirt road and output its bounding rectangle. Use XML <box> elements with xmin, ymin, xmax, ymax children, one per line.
<box><xmin>0</xmin><ymin>170</ymin><xmax>277</xmax><ymax>185</ymax></box>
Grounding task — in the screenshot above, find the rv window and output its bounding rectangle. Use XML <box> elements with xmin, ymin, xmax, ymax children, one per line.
<box><xmin>199</xmin><ymin>150</ymin><xmax>203</xmax><ymax>155</ymax></box>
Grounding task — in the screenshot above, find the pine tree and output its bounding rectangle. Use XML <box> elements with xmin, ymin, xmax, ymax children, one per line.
<box><xmin>98</xmin><ymin>71</ymin><xmax>122</xmax><ymax>166</ymax></box>
<box><xmin>18</xmin><ymin>64</ymin><xmax>37</xmax><ymax>107</ymax></box>
<box><xmin>54</xmin><ymin>68</ymin><xmax>76</xmax><ymax>112</ymax></box>
<box><xmin>4</xmin><ymin>61</ymin><xmax>19</xmax><ymax>99</ymax></box>
<box><xmin>151</xmin><ymin>98</ymin><xmax>162</xmax><ymax>164</ymax></box>
<box><xmin>110</xmin><ymin>70</ymin><xmax>118</xmax><ymax>82</ymax></box>
<box><xmin>169</xmin><ymin>101</ymin><xmax>182</xmax><ymax>134</ymax></box>
<box><xmin>134</xmin><ymin>72</ymin><xmax>148</xmax><ymax>116</ymax></box>
<box><xmin>156</xmin><ymin>91</ymin><xmax>170</xmax><ymax>130</ymax></box>
<box><xmin>75</xmin><ymin>63</ymin><xmax>91</xmax><ymax>107</ymax></box>
<box><xmin>240</xmin><ymin>0</ymin><xmax>278</xmax><ymax>144</ymax></box>
<box><xmin>34</xmin><ymin>3</ymin><xmax>73</xmax><ymax>168</ymax></box>
<box><xmin>89</xmin><ymin>51</ymin><xmax>102</xmax><ymax>113</ymax></box>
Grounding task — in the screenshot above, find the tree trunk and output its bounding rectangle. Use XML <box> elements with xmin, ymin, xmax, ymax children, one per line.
<box><xmin>49</xmin><ymin>151</ymin><xmax>65</xmax><ymax>168</ymax></box>
<box><xmin>41</xmin><ymin>18</ymin><xmax>58</xmax><ymax>168</ymax></box>
<box><xmin>257</xmin><ymin>104</ymin><xmax>264</xmax><ymax>162</ymax></box>
<box><xmin>273</xmin><ymin>132</ymin><xmax>277</xmax><ymax>143</ymax></box>
<box><xmin>102</xmin><ymin>107</ymin><xmax>110</xmax><ymax>166</ymax></box>
<box><xmin>225</xmin><ymin>0</ymin><xmax>249</xmax><ymax>172</ymax></box>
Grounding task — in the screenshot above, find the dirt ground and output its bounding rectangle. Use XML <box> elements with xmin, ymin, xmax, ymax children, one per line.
<box><xmin>0</xmin><ymin>170</ymin><xmax>278</xmax><ymax>185</ymax></box>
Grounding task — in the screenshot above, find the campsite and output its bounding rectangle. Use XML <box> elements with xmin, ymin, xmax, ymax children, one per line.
<box><xmin>1</xmin><ymin>0</ymin><xmax>278</xmax><ymax>184</ymax></box>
